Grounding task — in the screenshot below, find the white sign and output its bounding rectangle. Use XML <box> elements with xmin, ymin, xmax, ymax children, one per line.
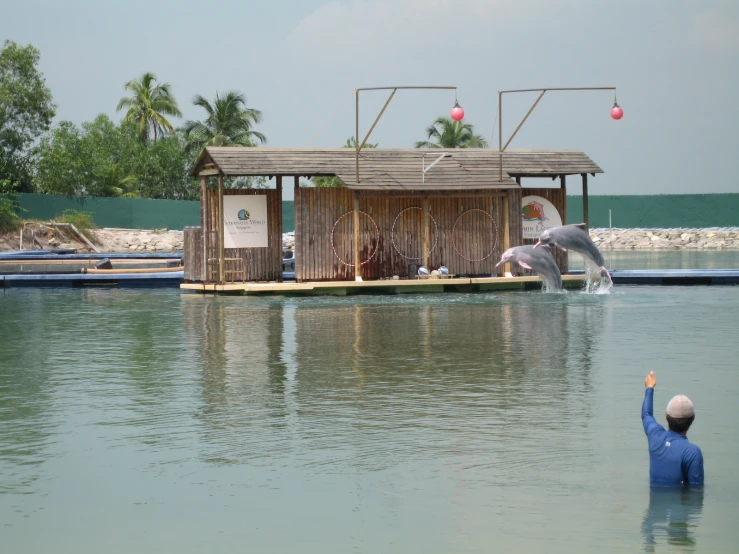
<box><xmin>223</xmin><ymin>195</ymin><xmax>269</xmax><ymax>248</ymax></box>
<box><xmin>521</xmin><ymin>195</ymin><xmax>563</xmax><ymax>240</ymax></box>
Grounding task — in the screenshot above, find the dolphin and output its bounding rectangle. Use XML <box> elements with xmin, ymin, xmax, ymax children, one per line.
<box><xmin>496</xmin><ymin>244</ymin><xmax>563</xmax><ymax>292</ymax></box>
<box><xmin>534</xmin><ymin>223</ymin><xmax>611</xmax><ymax>281</ymax></box>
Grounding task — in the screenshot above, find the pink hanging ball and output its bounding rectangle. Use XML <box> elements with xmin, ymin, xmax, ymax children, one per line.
<box><xmin>451</xmin><ymin>103</ymin><xmax>465</xmax><ymax>121</ymax></box>
<box><xmin>611</xmin><ymin>103</ymin><xmax>624</xmax><ymax>120</ymax></box>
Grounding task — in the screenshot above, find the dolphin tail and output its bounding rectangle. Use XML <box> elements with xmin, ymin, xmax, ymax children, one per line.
<box><xmin>600</xmin><ymin>265</ymin><xmax>612</xmax><ymax>282</ymax></box>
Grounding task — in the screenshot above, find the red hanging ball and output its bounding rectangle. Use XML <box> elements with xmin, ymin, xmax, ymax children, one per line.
<box><xmin>611</xmin><ymin>102</ymin><xmax>623</xmax><ymax>120</ymax></box>
<box><xmin>451</xmin><ymin>102</ymin><xmax>465</xmax><ymax>121</ymax></box>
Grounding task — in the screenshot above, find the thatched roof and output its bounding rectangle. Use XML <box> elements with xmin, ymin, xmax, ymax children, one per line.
<box><xmin>192</xmin><ymin>147</ymin><xmax>602</xmax><ymax>190</ymax></box>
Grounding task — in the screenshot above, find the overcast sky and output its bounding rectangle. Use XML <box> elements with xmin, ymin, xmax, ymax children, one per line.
<box><xmin>3</xmin><ymin>0</ymin><xmax>738</xmax><ymax>200</ymax></box>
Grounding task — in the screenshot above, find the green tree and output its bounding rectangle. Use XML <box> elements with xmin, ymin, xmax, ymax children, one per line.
<box><xmin>36</xmin><ymin>114</ymin><xmax>198</xmax><ymax>199</ymax></box>
<box><xmin>183</xmin><ymin>91</ymin><xmax>266</xmax><ymax>157</ymax></box>
<box><xmin>0</xmin><ymin>41</ymin><xmax>55</xmax><ymax>191</ymax></box>
<box><xmin>414</xmin><ymin>117</ymin><xmax>487</xmax><ymax>149</ymax></box>
<box><xmin>116</xmin><ymin>72</ymin><xmax>182</xmax><ymax>143</ymax></box>
<box><xmin>312</xmin><ymin>137</ymin><xmax>377</xmax><ymax>188</ymax></box>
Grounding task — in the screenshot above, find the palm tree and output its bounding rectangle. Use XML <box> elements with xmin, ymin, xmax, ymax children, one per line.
<box><xmin>414</xmin><ymin>117</ymin><xmax>488</xmax><ymax>149</ymax></box>
<box><xmin>117</xmin><ymin>72</ymin><xmax>182</xmax><ymax>143</ymax></box>
<box><xmin>183</xmin><ymin>91</ymin><xmax>266</xmax><ymax>158</ymax></box>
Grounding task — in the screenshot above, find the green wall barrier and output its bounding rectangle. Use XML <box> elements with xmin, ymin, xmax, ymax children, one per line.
<box><xmin>9</xmin><ymin>193</ymin><xmax>738</xmax><ymax>232</ymax></box>
<box><xmin>565</xmin><ymin>194</ymin><xmax>739</xmax><ymax>228</ymax></box>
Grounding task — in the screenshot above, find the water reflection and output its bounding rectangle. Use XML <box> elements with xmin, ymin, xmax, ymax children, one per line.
<box><xmin>641</xmin><ymin>487</ymin><xmax>704</xmax><ymax>552</ymax></box>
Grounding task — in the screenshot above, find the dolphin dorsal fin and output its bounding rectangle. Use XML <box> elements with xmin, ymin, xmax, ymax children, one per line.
<box><xmin>575</xmin><ymin>223</ymin><xmax>587</xmax><ymax>230</ymax></box>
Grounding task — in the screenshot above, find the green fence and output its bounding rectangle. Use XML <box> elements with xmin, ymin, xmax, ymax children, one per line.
<box><xmin>565</xmin><ymin>194</ymin><xmax>739</xmax><ymax>228</ymax></box>
<box><xmin>9</xmin><ymin>193</ymin><xmax>739</xmax><ymax>232</ymax></box>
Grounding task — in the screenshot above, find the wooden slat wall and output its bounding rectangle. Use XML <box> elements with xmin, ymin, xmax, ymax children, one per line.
<box><xmin>519</xmin><ymin>187</ymin><xmax>568</xmax><ymax>274</ymax></box>
<box><xmin>203</xmin><ymin>188</ymin><xmax>283</xmax><ymax>282</ymax></box>
<box><xmin>295</xmin><ymin>188</ymin><xmax>507</xmax><ymax>281</ymax></box>
<box><xmin>183</xmin><ymin>226</ymin><xmax>203</xmax><ymax>282</ymax></box>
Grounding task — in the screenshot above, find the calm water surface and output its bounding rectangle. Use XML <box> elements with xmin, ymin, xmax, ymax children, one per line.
<box><xmin>1</xmin><ymin>285</ymin><xmax>738</xmax><ymax>553</ymax></box>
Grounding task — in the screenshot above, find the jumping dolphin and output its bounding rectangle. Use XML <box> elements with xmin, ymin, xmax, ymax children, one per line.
<box><xmin>534</xmin><ymin>223</ymin><xmax>611</xmax><ymax>281</ymax></box>
<box><xmin>496</xmin><ymin>244</ymin><xmax>563</xmax><ymax>292</ymax></box>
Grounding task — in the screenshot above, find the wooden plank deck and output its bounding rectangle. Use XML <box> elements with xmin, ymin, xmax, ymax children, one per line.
<box><xmin>180</xmin><ymin>274</ymin><xmax>586</xmax><ymax>296</ymax></box>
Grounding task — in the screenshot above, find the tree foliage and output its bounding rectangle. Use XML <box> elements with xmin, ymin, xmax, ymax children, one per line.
<box><xmin>36</xmin><ymin>114</ymin><xmax>199</xmax><ymax>199</ymax></box>
<box><xmin>414</xmin><ymin>117</ymin><xmax>488</xmax><ymax>149</ymax></box>
<box><xmin>117</xmin><ymin>72</ymin><xmax>182</xmax><ymax>143</ymax></box>
<box><xmin>183</xmin><ymin>91</ymin><xmax>265</xmax><ymax>158</ymax></box>
<box><xmin>312</xmin><ymin>137</ymin><xmax>377</xmax><ymax>188</ymax></box>
<box><xmin>0</xmin><ymin>41</ymin><xmax>55</xmax><ymax>191</ymax></box>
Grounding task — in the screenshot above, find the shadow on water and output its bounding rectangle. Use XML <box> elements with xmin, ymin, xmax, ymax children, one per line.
<box><xmin>641</xmin><ymin>487</ymin><xmax>704</xmax><ymax>552</ymax></box>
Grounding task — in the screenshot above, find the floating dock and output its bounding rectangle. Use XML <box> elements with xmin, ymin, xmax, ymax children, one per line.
<box><xmin>1</xmin><ymin>272</ymin><xmax>184</xmax><ymax>288</ymax></box>
<box><xmin>180</xmin><ymin>275</ymin><xmax>587</xmax><ymax>295</ymax></box>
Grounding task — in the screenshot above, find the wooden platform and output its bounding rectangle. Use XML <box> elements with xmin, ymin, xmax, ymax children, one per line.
<box><xmin>180</xmin><ymin>274</ymin><xmax>587</xmax><ymax>296</ymax></box>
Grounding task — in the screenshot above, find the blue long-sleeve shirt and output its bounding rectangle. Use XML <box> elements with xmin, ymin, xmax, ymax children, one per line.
<box><xmin>642</xmin><ymin>388</ymin><xmax>704</xmax><ymax>487</ymax></box>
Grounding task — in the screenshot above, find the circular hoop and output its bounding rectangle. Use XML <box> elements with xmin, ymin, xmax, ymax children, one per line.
<box><xmin>452</xmin><ymin>209</ymin><xmax>498</xmax><ymax>262</ymax></box>
<box><xmin>330</xmin><ymin>210</ymin><xmax>380</xmax><ymax>267</ymax></box>
<box><xmin>391</xmin><ymin>207</ymin><xmax>439</xmax><ymax>260</ymax></box>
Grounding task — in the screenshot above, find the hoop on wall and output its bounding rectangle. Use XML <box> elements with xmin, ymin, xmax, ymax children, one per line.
<box><xmin>390</xmin><ymin>207</ymin><xmax>439</xmax><ymax>260</ymax></box>
<box><xmin>452</xmin><ymin>209</ymin><xmax>498</xmax><ymax>262</ymax></box>
<box><xmin>330</xmin><ymin>210</ymin><xmax>380</xmax><ymax>267</ymax></box>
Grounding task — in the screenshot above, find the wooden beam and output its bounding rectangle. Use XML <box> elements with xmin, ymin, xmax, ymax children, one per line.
<box><xmin>560</xmin><ymin>174</ymin><xmax>567</xmax><ymax>225</ymax></box>
<box><xmin>198</xmin><ymin>168</ymin><xmax>221</xmax><ymax>177</ymax></box>
<box><xmin>218</xmin><ymin>174</ymin><xmax>225</xmax><ymax>284</ymax></box>
<box><xmin>581</xmin><ymin>173</ymin><xmax>589</xmax><ymax>230</ymax></box>
<box><xmin>502</xmin><ymin>192</ymin><xmax>511</xmax><ymax>275</ymax></box>
<box><xmin>422</xmin><ymin>196</ymin><xmax>430</xmax><ymax>269</ymax></box>
<box><xmin>357</xmin><ymin>191</ymin><xmax>509</xmax><ymax>199</ymax></box>
<box><xmin>200</xmin><ymin>175</ymin><xmax>208</xmax><ymax>283</ymax></box>
<box><xmin>353</xmin><ymin>191</ymin><xmax>361</xmax><ymax>280</ymax></box>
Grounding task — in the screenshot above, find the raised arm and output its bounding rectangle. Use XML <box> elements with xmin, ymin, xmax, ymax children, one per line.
<box><xmin>642</xmin><ymin>372</ymin><xmax>664</xmax><ymax>436</ymax></box>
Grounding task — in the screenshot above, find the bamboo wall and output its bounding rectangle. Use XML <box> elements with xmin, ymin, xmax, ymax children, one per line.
<box><xmin>202</xmin><ymin>188</ymin><xmax>283</xmax><ymax>282</ymax></box>
<box><xmin>183</xmin><ymin>226</ymin><xmax>203</xmax><ymax>281</ymax></box>
<box><xmin>294</xmin><ymin>188</ymin><xmax>512</xmax><ymax>281</ymax></box>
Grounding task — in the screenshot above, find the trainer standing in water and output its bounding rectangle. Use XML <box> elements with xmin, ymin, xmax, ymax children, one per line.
<box><xmin>642</xmin><ymin>371</ymin><xmax>704</xmax><ymax>487</ymax></box>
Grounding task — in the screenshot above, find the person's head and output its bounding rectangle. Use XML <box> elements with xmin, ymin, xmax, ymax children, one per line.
<box><xmin>666</xmin><ymin>395</ymin><xmax>695</xmax><ymax>435</ymax></box>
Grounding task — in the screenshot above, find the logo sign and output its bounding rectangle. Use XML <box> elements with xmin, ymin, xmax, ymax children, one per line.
<box><xmin>223</xmin><ymin>195</ymin><xmax>269</xmax><ymax>248</ymax></box>
<box><xmin>521</xmin><ymin>195</ymin><xmax>562</xmax><ymax>240</ymax></box>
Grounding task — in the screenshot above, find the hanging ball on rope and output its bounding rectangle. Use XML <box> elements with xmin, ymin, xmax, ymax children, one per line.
<box><xmin>611</xmin><ymin>102</ymin><xmax>624</xmax><ymax>120</ymax></box>
<box><xmin>451</xmin><ymin>102</ymin><xmax>465</xmax><ymax>121</ymax></box>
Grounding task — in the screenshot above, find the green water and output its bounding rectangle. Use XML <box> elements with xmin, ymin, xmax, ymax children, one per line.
<box><xmin>1</xmin><ymin>287</ymin><xmax>738</xmax><ymax>553</ymax></box>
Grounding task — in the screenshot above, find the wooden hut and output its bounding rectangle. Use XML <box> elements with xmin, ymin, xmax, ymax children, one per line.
<box><xmin>185</xmin><ymin>147</ymin><xmax>602</xmax><ymax>286</ymax></box>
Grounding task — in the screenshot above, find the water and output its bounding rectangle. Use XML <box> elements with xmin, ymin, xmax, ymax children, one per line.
<box><xmin>1</xmin><ymin>285</ymin><xmax>738</xmax><ymax>553</ymax></box>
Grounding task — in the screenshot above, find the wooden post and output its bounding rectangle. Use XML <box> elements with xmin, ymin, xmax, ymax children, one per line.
<box><xmin>560</xmin><ymin>174</ymin><xmax>567</xmax><ymax>224</ymax></box>
<box><xmin>581</xmin><ymin>173</ymin><xmax>589</xmax><ymax>230</ymax></box>
<box><xmin>353</xmin><ymin>190</ymin><xmax>361</xmax><ymax>280</ymax></box>
<box><xmin>218</xmin><ymin>173</ymin><xmax>225</xmax><ymax>284</ymax></box>
<box><xmin>294</xmin><ymin>176</ymin><xmax>300</xmax><ymax>282</ymax></box>
<box><xmin>502</xmin><ymin>192</ymin><xmax>510</xmax><ymax>275</ymax></box>
<box><xmin>200</xmin><ymin>175</ymin><xmax>208</xmax><ymax>283</ymax></box>
<box><xmin>422</xmin><ymin>196</ymin><xmax>430</xmax><ymax>269</ymax></box>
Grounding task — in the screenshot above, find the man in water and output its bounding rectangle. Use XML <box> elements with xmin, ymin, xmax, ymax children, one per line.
<box><xmin>642</xmin><ymin>371</ymin><xmax>704</xmax><ymax>487</ymax></box>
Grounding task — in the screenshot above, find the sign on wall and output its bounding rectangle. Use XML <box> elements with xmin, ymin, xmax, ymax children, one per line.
<box><xmin>223</xmin><ymin>195</ymin><xmax>269</xmax><ymax>248</ymax></box>
<box><xmin>521</xmin><ymin>195</ymin><xmax>563</xmax><ymax>240</ymax></box>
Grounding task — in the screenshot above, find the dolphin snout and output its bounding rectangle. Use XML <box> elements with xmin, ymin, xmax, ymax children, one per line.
<box><xmin>533</xmin><ymin>240</ymin><xmax>542</xmax><ymax>249</ymax></box>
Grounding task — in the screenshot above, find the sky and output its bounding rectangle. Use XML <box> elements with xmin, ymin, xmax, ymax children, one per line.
<box><xmin>2</xmin><ymin>0</ymin><xmax>738</xmax><ymax>201</ymax></box>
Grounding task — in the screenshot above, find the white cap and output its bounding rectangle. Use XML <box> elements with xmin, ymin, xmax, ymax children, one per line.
<box><xmin>666</xmin><ymin>395</ymin><xmax>695</xmax><ymax>418</ymax></box>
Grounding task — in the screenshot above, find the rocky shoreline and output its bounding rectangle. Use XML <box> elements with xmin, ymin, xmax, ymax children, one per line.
<box><xmin>2</xmin><ymin>226</ymin><xmax>739</xmax><ymax>253</ymax></box>
<box><xmin>589</xmin><ymin>228</ymin><xmax>739</xmax><ymax>250</ymax></box>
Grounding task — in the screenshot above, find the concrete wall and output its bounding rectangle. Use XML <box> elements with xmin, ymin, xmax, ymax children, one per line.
<box><xmin>8</xmin><ymin>193</ymin><xmax>739</xmax><ymax>232</ymax></box>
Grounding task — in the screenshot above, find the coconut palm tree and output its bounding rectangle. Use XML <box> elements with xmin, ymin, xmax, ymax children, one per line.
<box><xmin>414</xmin><ymin>117</ymin><xmax>488</xmax><ymax>149</ymax></box>
<box><xmin>116</xmin><ymin>72</ymin><xmax>182</xmax><ymax>143</ymax></box>
<box><xmin>183</xmin><ymin>91</ymin><xmax>266</xmax><ymax>158</ymax></box>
